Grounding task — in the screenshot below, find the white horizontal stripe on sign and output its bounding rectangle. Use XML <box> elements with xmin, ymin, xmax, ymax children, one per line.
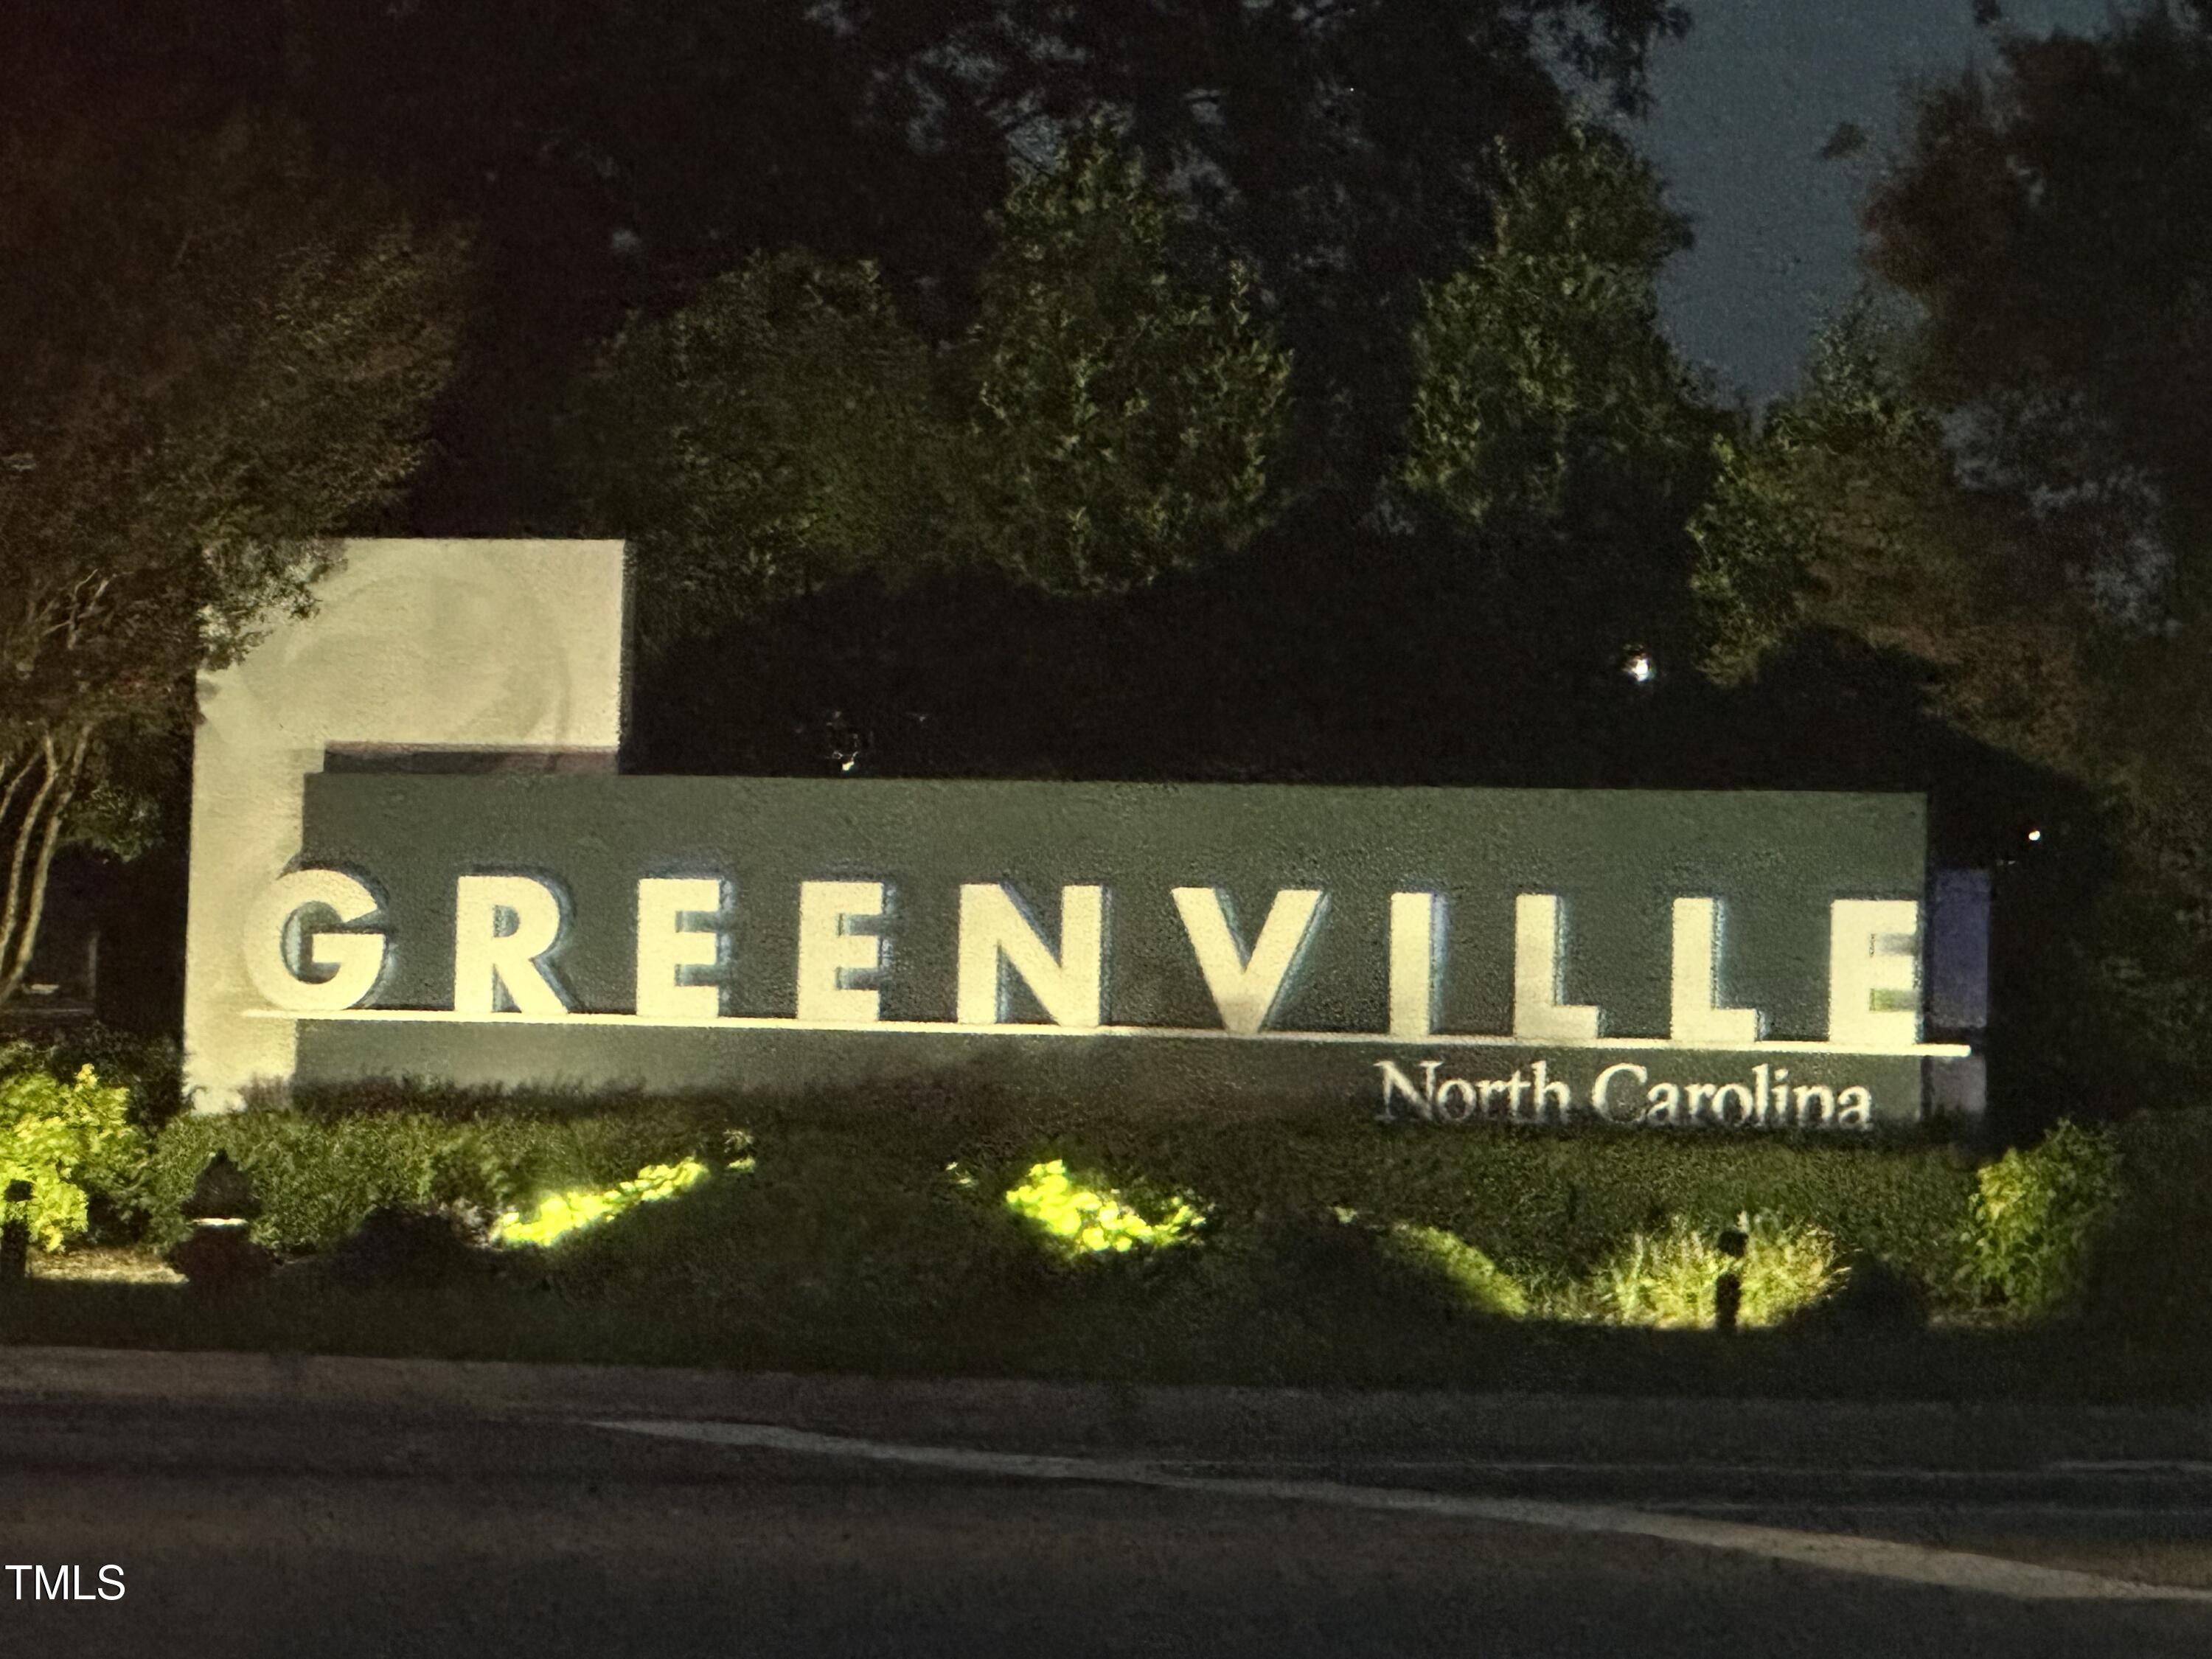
<box><xmin>247</xmin><ymin>1006</ymin><xmax>1972</xmax><ymax>1058</ymax></box>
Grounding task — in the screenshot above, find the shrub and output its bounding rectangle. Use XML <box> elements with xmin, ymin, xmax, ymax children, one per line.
<box><xmin>145</xmin><ymin>1108</ymin><xmax>727</xmax><ymax>1253</ymax></box>
<box><xmin>2081</xmin><ymin>1108</ymin><xmax>2212</xmax><ymax>1335</ymax></box>
<box><xmin>910</xmin><ymin>1110</ymin><xmax>1975</xmax><ymax>1298</ymax></box>
<box><xmin>1</xmin><ymin>1026</ymin><xmax>182</xmax><ymax>1125</ymax></box>
<box><xmin>1002</xmin><ymin>1159</ymin><xmax>1206</xmax><ymax>1260</ymax></box>
<box><xmin>1963</xmin><ymin>1119</ymin><xmax>2121</xmax><ymax>1317</ymax></box>
<box><xmin>1551</xmin><ymin>1211</ymin><xmax>1843</xmax><ymax>1329</ymax></box>
<box><xmin>490</xmin><ymin>1157</ymin><xmax>717</xmax><ymax>1247</ymax></box>
<box><xmin>0</xmin><ymin>1053</ymin><xmax>146</xmax><ymax>1250</ymax></box>
<box><xmin>1377</xmin><ymin>1220</ymin><xmax>1530</xmax><ymax>1316</ymax></box>
<box><xmin>326</xmin><ymin>1206</ymin><xmax>489</xmax><ymax>1288</ymax></box>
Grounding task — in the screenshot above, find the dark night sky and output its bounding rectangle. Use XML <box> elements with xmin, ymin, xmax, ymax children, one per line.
<box><xmin>1632</xmin><ymin>0</ymin><xmax>2112</xmax><ymax>405</ymax></box>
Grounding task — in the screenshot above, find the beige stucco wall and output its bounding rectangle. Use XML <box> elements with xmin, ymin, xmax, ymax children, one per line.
<box><xmin>182</xmin><ymin>539</ymin><xmax>627</xmax><ymax>1110</ymax></box>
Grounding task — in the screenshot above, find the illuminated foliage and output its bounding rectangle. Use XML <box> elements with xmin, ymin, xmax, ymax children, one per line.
<box><xmin>576</xmin><ymin>127</ymin><xmax>1290</xmax><ymax>644</ymax></box>
<box><xmin>956</xmin><ymin>123</ymin><xmax>1291</xmax><ymax>597</ymax></box>
<box><xmin>1963</xmin><ymin>1119</ymin><xmax>2121</xmax><ymax>1318</ymax></box>
<box><xmin>571</xmin><ymin>248</ymin><xmax>947</xmax><ymax>653</ymax></box>
<box><xmin>1402</xmin><ymin>128</ymin><xmax>1711</xmax><ymax>528</ymax></box>
<box><xmin>1400</xmin><ymin>125</ymin><xmax>1719</xmax><ymax>658</ymax></box>
<box><xmin>1378</xmin><ymin>1220</ymin><xmax>1530</xmax><ymax>1316</ymax></box>
<box><xmin>1001</xmin><ymin>1159</ymin><xmax>1206</xmax><ymax>1260</ymax></box>
<box><xmin>0</xmin><ymin>1050</ymin><xmax>144</xmax><ymax>1251</ymax></box>
<box><xmin>1548</xmin><ymin>1211</ymin><xmax>1843</xmax><ymax>1329</ymax></box>
<box><xmin>490</xmin><ymin>1157</ymin><xmax>719</xmax><ymax>1248</ymax></box>
<box><xmin>146</xmin><ymin>1108</ymin><xmax>727</xmax><ymax>1254</ymax></box>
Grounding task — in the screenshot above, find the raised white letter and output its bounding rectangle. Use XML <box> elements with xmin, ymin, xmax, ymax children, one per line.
<box><xmin>1829</xmin><ymin>898</ymin><xmax>1920</xmax><ymax>1050</ymax></box>
<box><xmin>1388</xmin><ymin>891</ymin><xmax>1443</xmax><ymax>1038</ymax></box>
<box><xmin>1374</xmin><ymin>1057</ymin><xmax>1441</xmax><ymax>1121</ymax></box>
<box><xmin>636</xmin><ymin>877</ymin><xmax>728</xmax><ymax>1021</ymax></box>
<box><xmin>1172</xmin><ymin>887</ymin><xmax>1325</xmax><ymax>1035</ymax></box>
<box><xmin>1591</xmin><ymin>1061</ymin><xmax>1647</xmax><ymax>1121</ymax></box>
<box><xmin>243</xmin><ymin>869</ymin><xmax>387</xmax><ymax>1013</ymax></box>
<box><xmin>1513</xmin><ymin>893</ymin><xmax>1601</xmax><ymax>1040</ymax></box>
<box><xmin>796</xmin><ymin>880</ymin><xmax>887</xmax><ymax>1024</ymax></box>
<box><xmin>956</xmin><ymin>883</ymin><xmax>1105</xmax><ymax>1027</ymax></box>
<box><xmin>453</xmin><ymin>875</ymin><xmax>571</xmax><ymax>1016</ymax></box>
<box><xmin>1669</xmin><ymin>897</ymin><xmax>1762</xmax><ymax>1047</ymax></box>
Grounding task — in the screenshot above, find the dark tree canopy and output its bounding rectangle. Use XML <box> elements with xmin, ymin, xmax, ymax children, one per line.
<box><xmin>0</xmin><ymin>111</ymin><xmax>467</xmax><ymax>1005</ymax></box>
<box><xmin>1402</xmin><ymin>128</ymin><xmax>1719</xmax><ymax>668</ymax></box>
<box><xmin>1678</xmin><ymin>4</ymin><xmax>2212</xmax><ymax>1118</ymax></box>
<box><xmin>1842</xmin><ymin>7</ymin><xmax>2212</xmax><ymax>822</ymax></box>
<box><xmin>575</xmin><ymin>131</ymin><xmax>1292</xmax><ymax>653</ymax></box>
<box><xmin>4</xmin><ymin>0</ymin><xmax>1687</xmax><ymax>529</ymax></box>
<box><xmin>887</xmin><ymin>0</ymin><xmax>1688</xmax><ymax>490</ymax></box>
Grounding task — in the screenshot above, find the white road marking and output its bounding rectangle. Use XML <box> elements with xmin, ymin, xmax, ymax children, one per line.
<box><xmin>1165</xmin><ymin>1458</ymin><xmax>2212</xmax><ymax>1484</ymax></box>
<box><xmin>1657</xmin><ymin>1502</ymin><xmax>2212</xmax><ymax>1519</ymax></box>
<box><xmin>592</xmin><ymin>1419</ymin><xmax>2212</xmax><ymax>1604</ymax></box>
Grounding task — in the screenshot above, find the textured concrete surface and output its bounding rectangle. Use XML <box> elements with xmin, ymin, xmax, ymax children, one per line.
<box><xmin>3</xmin><ymin>1343</ymin><xmax>2209</xmax><ymax>1467</ymax></box>
<box><xmin>4</xmin><ymin>1377</ymin><xmax>2212</xmax><ymax>1656</ymax></box>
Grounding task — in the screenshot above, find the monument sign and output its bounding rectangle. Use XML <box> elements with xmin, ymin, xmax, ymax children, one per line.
<box><xmin>185</xmin><ymin>542</ymin><xmax>1980</xmax><ymax>1127</ymax></box>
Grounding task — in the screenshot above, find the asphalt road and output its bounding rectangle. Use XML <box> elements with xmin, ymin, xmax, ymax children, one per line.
<box><xmin>3</xmin><ymin>1360</ymin><xmax>2212</xmax><ymax>1656</ymax></box>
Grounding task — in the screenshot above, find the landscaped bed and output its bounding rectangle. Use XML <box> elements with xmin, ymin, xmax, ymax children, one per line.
<box><xmin>0</xmin><ymin>1036</ymin><xmax>2186</xmax><ymax>1399</ymax></box>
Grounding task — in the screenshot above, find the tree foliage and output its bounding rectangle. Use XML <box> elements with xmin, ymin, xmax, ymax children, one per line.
<box><xmin>1686</xmin><ymin>7</ymin><xmax>2212</xmax><ymax>1104</ymax></box>
<box><xmin>0</xmin><ymin>114</ymin><xmax>467</xmax><ymax>1004</ymax></box>
<box><xmin>892</xmin><ymin>0</ymin><xmax>1688</xmax><ymax>493</ymax></box>
<box><xmin>1850</xmin><ymin>8</ymin><xmax>2212</xmax><ymax>841</ymax></box>
<box><xmin>1690</xmin><ymin>8</ymin><xmax>2212</xmax><ymax>801</ymax></box>
<box><xmin>570</xmin><ymin>251</ymin><xmax>945</xmax><ymax>648</ymax></box>
<box><xmin>575</xmin><ymin>129</ymin><xmax>1290</xmax><ymax>650</ymax></box>
<box><xmin>1401</xmin><ymin>128</ymin><xmax>1718</xmax><ymax>656</ymax></box>
<box><xmin>1403</xmin><ymin>128</ymin><xmax>1704</xmax><ymax>528</ymax></box>
<box><xmin>1686</xmin><ymin>302</ymin><xmax>2085</xmax><ymax>769</ymax></box>
<box><xmin>13</xmin><ymin>1</ymin><xmax>1684</xmax><ymax>527</ymax></box>
<box><xmin>954</xmin><ymin>127</ymin><xmax>1290</xmax><ymax>595</ymax></box>
<box><xmin>0</xmin><ymin>1049</ymin><xmax>144</xmax><ymax>1251</ymax></box>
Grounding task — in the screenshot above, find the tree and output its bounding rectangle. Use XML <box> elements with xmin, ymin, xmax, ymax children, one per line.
<box><xmin>1683</xmin><ymin>5</ymin><xmax>2212</xmax><ymax>1109</ymax></box>
<box><xmin>1690</xmin><ymin>4</ymin><xmax>2212</xmax><ymax>801</ymax></box>
<box><xmin>268</xmin><ymin>0</ymin><xmax>981</xmax><ymax>533</ymax></box>
<box><xmin>1686</xmin><ymin>301</ymin><xmax>2086</xmax><ymax>773</ymax></box>
<box><xmin>574</xmin><ymin>129</ymin><xmax>1290</xmax><ymax>649</ymax></box>
<box><xmin>1849</xmin><ymin>8</ymin><xmax>2212</xmax><ymax>826</ymax></box>
<box><xmin>952</xmin><ymin>125</ymin><xmax>1290</xmax><ymax>596</ymax></box>
<box><xmin>0</xmin><ymin>114</ymin><xmax>468</xmax><ymax>1005</ymax></box>
<box><xmin>569</xmin><ymin>251</ymin><xmax>946</xmax><ymax>655</ymax></box>
<box><xmin>1400</xmin><ymin>128</ymin><xmax>1719</xmax><ymax>662</ymax></box>
<box><xmin>880</xmin><ymin>0</ymin><xmax>1688</xmax><ymax>497</ymax></box>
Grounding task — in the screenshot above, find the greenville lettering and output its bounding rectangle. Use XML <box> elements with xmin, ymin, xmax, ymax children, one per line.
<box><xmin>246</xmin><ymin>870</ymin><xmax>1956</xmax><ymax>1058</ymax></box>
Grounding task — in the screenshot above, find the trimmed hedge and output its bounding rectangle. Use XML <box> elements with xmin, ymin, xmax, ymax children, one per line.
<box><xmin>146</xmin><ymin>1106</ymin><xmax>728</xmax><ymax>1253</ymax></box>
<box><xmin>2082</xmin><ymin>1109</ymin><xmax>2212</xmax><ymax>1335</ymax></box>
<box><xmin>136</xmin><ymin>1083</ymin><xmax>1987</xmax><ymax>1300</ymax></box>
<box><xmin>885</xmin><ymin>1114</ymin><xmax>1981</xmax><ymax>1299</ymax></box>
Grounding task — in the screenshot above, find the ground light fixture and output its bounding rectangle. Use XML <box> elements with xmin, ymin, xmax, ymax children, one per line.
<box><xmin>167</xmin><ymin>1152</ymin><xmax>277</xmax><ymax>1289</ymax></box>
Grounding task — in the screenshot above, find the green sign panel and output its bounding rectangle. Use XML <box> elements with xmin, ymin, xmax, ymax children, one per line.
<box><xmin>265</xmin><ymin>777</ymin><xmax>1966</xmax><ymax>1127</ymax></box>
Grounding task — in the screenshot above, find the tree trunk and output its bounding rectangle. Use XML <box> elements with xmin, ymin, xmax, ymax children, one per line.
<box><xmin>0</xmin><ymin>725</ymin><xmax>92</xmax><ymax>1008</ymax></box>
